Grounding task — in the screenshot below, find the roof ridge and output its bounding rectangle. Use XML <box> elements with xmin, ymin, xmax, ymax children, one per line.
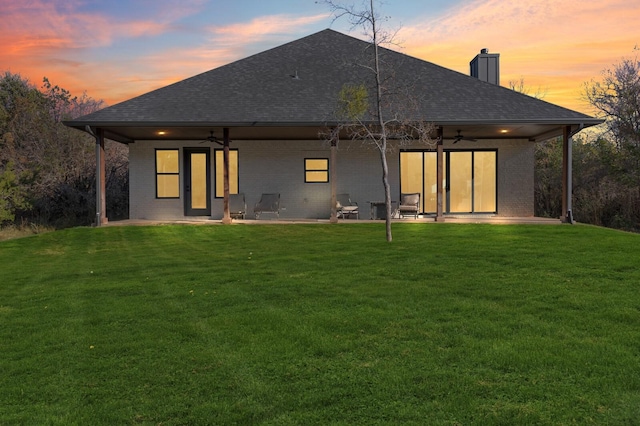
<box><xmin>66</xmin><ymin>28</ymin><xmax>600</xmax><ymax>130</ymax></box>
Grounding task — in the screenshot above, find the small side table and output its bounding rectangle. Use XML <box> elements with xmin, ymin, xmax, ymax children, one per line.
<box><xmin>369</xmin><ymin>201</ymin><xmax>397</xmax><ymax>219</ymax></box>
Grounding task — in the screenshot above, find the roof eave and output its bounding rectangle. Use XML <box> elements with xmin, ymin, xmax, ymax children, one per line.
<box><xmin>435</xmin><ymin>118</ymin><xmax>604</xmax><ymax>126</ymax></box>
<box><xmin>64</xmin><ymin>117</ymin><xmax>605</xmax><ymax>129</ymax></box>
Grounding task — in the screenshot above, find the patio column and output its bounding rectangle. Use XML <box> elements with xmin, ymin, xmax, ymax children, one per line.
<box><xmin>94</xmin><ymin>127</ymin><xmax>107</xmax><ymax>226</ymax></box>
<box><xmin>222</xmin><ymin>127</ymin><xmax>232</xmax><ymax>224</ymax></box>
<box><xmin>436</xmin><ymin>126</ymin><xmax>445</xmax><ymax>222</ymax></box>
<box><xmin>562</xmin><ymin>125</ymin><xmax>574</xmax><ymax>223</ymax></box>
<box><xmin>330</xmin><ymin>134</ymin><xmax>338</xmax><ymax>223</ymax></box>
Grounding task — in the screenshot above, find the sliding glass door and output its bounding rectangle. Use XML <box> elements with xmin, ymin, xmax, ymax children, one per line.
<box><xmin>473</xmin><ymin>151</ymin><xmax>497</xmax><ymax>213</ymax></box>
<box><xmin>400</xmin><ymin>150</ymin><xmax>497</xmax><ymax>214</ymax></box>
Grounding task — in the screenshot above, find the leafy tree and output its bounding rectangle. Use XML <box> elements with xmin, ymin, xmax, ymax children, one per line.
<box><xmin>534</xmin><ymin>138</ymin><xmax>563</xmax><ymax>219</ymax></box>
<box><xmin>535</xmin><ymin>134</ymin><xmax>640</xmax><ymax>232</ymax></box>
<box><xmin>0</xmin><ymin>72</ymin><xmax>128</xmax><ymax>228</ymax></box>
<box><xmin>532</xmin><ymin>51</ymin><xmax>640</xmax><ymax>232</ymax></box>
<box><xmin>0</xmin><ymin>161</ymin><xmax>30</xmax><ymax>224</ymax></box>
<box><xmin>321</xmin><ymin>0</ymin><xmax>435</xmax><ymax>241</ymax></box>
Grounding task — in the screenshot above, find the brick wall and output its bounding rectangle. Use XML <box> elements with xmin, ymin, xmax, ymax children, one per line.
<box><xmin>496</xmin><ymin>140</ymin><xmax>535</xmax><ymax>217</ymax></box>
<box><xmin>128</xmin><ymin>138</ymin><xmax>534</xmax><ymax>220</ymax></box>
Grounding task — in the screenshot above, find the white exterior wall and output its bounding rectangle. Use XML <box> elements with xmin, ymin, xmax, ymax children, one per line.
<box><xmin>128</xmin><ymin>138</ymin><xmax>534</xmax><ymax>220</ymax></box>
<box><xmin>496</xmin><ymin>140</ymin><xmax>535</xmax><ymax>217</ymax></box>
<box><xmin>129</xmin><ymin>140</ymin><xmax>188</xmax><ymax>220</ymax></box>
<box><xmin>447</xmin><ymin>138</ymin><xmax>535</xmax><ymax>217</ymax></box>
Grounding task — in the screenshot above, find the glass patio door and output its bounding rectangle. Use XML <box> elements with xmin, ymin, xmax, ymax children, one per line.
<box><xmin>184</xmin><ymin>148</ymin><xmax>211</xmax><ymax>216</ymax></box>
<box><xmin>400</xmin><ymin>150</ymin><xmax>497</xmax><ymax>214</ymax></box>
<box><xmin>400</xmin><ymin>151</ymin><xmax>437</xmax><ymax>213</ymax></box>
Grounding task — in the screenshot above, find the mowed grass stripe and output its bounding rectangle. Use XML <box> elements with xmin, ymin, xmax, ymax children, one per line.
<box><xmin>0</xmin><ymin>223</ymin><xmax>639</xmax><ymax>424</ymax></box>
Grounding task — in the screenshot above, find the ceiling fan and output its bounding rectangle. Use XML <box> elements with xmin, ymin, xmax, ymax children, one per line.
<box><xmin>199</xmin><ymin>130</ymin><xmax>225</xmax><ymax>145</ymax></box>
<box><xmin>200</xmin><ymin>130</ymin><xmax>233</xmax><ymax>145</ymax></box>
<box><xmin>453</xmin><ymin>129</ymin><xmax>477</xmax><ymax>144</ymax></box>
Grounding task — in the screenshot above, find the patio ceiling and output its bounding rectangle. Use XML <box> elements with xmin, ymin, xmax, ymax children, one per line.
<box><xmin>90</xmin><ymin>121</ymin><xmax>589</xmax><ymax>144</ymax></box>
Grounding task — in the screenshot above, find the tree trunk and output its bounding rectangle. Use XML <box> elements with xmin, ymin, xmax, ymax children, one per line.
<box><xmin>371</xmin><ymin>0</ymin><xmax>392</xmax><ymax>242</ymax></box>
<box><xmin>379</xmin><ymin>143</ymin><xmax>392</xmax><ymax>242</ymax></box>
<box><xmin>330</xmin><ymin>137</ymin><xmax>338</xmax><ymax>223</ymax></box>
<box><xmin>222</xmin><ymin>128</ymin><xmax>232</xmax><ymax>224</ymax></box>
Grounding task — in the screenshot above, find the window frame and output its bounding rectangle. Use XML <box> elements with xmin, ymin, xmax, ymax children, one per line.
<box><xmin>214</xmin><ymin>148</ymin><xmax>239</xmax><ymax>198</ymax></box>
<box><xmin>155</xmin><ymin>149</ymin><xmax>180</xmax><ymax>199</ymax></box>
<box><xmin>304</xmin><ymin>158</ymin><xmax>330</xmax><ymax>183</ymax></box>
<box><xmin>399</xmin><ymin>149</ymin><xmax>498</xmax><ymax>214</ymax></box>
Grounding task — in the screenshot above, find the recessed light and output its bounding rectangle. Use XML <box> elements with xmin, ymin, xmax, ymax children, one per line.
<box><xmin>157</xmin><ymin>131</ymin><xmax>167</xmax><ymax>135</ymax></box>
<box><xmin>500</xmin><ymin>129</ymin><xmax>509</xmax><ymax>134</ymax></box>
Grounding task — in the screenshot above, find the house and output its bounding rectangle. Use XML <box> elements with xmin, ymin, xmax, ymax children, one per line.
<box><xmin>64</xmin><ymin>29</ymin><xmax>602</xmax><ymax>224</ymax></box>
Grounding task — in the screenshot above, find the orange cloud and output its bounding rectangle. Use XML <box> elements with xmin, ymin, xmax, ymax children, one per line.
<box><xmin>0</xmin><ymin>2</ymin><xmax>330</xmax><ymax>105</ymax></box>
<box><xmin>2</xmin><ymin>0</ymin><xmax>637</xmax><ymax>115</ymax></box>
<box><xmin>212</xmin><ymin>13</ymin><xmax>330</xmax><ymax>41</ymax></box>
<box><xmin>0</xmin><ymin>0</ymin><xmax>204</xmax><ymax>104</ymax></box>
<box><xmin>106</xmin><ymin>13</ymin><xmax>332</xmax><ymax>105</ymax></box>
<box><xmin>397</xmin><ymin>0</ymin><xmax>639</xmax><ymax>114</ymax></box>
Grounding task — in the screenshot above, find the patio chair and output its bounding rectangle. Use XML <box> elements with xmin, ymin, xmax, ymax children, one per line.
<box><xmin>336</xmin><ymin>193</ymin><xmax>359</xmax><ymax>219</ymax></box>
<box><xmin>398</xmin><ymin>193</ymin><xmax>420</xmax><ymax>219</ymax></box>
<box><xmin>228</xmin><ymin>193</ymin><xmax>246</xmax><ymax>219</ymax></box>
<box><xmin>254</xmin><ymin>193</ymin><xmax>280</xmax><ymax>219</ymax></box>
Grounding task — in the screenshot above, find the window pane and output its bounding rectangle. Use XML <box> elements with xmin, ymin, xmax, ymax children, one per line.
<box><xmin>157</xmin><ymin>175</ymin><xmax>179</xmax><ymax>198</ymax></box>
<box><xmin>424</xmin><ymin>152</ymin><xmax>437</xmax><ymax>213</ymax></box>
<box><xmin>400</xmin><ymin>152</ymin><xmax>425</xmax><ymax>212</ymax></box>
<box><xmin>215</xmin><ymin>150</ymin><xmax>239</xmax><ymax>197</ymax></box>
<box><xmin>191</xmin><ymin>153</ymin><xmax>208</xmax><ymax>209</ymax></box>
<box><xmin>229</xmin><ymin>150</ymin><xmax>238</xmax><ymax>194</ymax></box>
<box><xmin>400</xmin><ymin>152</ymin><xmax>422</xmax><ymax>192</ymax></box>
<box><xmin>306</xmin><ymin>171</ymin><xmax>329</xmax><ymax>182</ymax></box>
<box><xmin>156</xmin><ymin>149</ymin><xmax>180</xmax><ymax>198</ymax></box>
<box><xmin>305</xmin><ymin>159</ymin><xmax>328</xmax><ymax>170</ymax></box>
<box><xmin>157</xmin><ymin>150</ymin><xmax>179</xmax><ymax>173</ymax></box>
<box><xmin>474</xmin><ymin>151</ymin><xmax>496</xmax><ymax>212</ymax></box>
<box><xmin>449</xmin><ymin>151</ymin><xmax>472</xmax><ymax>213</ymax></box>
<box><xmin>305</xmin><ymin>158</ymin><xmax>328</xmax><ymax>183</ymax></box>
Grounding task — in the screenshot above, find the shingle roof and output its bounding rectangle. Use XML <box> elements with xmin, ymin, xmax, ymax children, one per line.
<box><xmin>65</xmin><ymin>29</ymin><xmax>600</xmax><ymax>140</ymax></box>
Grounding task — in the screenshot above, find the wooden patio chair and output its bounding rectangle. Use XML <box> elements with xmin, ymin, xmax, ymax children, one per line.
<box><xmin>254</xmin><ymin>193</ymin><xmax>280</xmax><ymax>219</ymax></box>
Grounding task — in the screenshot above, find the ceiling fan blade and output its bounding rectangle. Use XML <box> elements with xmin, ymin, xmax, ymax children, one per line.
<box><xmin>453</xmin><ymin>130</ymin><xmax>476</xmax><ymax>143</ymax></box>
<box><xmin>199</xmin><ymin>131</ymin><xmax>219</xmax><ymax>144</ymax></box>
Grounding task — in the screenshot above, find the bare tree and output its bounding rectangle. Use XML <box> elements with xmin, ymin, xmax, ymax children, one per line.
<box><xmin>508</xmin><ymin>77</ymin><xmax>547</xmax><ymax>99</ymax></box>
<box><xmin>320</xmin><ymin>0</ymin><xmax>435</xmax><ymax>241</ymax></box>
<box><xmin>585</xmin><ymin>48</ymin><xmax>640</xmax><ymax>202</ymax></box>
<box><xmin>585</xmin><ymin>49</ymin><xmax>640</xmax><ymax>149</ymax></box>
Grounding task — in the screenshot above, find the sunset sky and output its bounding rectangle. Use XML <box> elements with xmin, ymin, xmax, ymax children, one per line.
<box><xmin>2</xmin><ymin>0</ymin><xmax>638</xmax><ymax>115</ymax></box>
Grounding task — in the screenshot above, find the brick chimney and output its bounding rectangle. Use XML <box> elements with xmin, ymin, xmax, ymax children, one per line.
<box><xmin>470</xmin><ymin>48</ymin><xmax>500</xmax><ymax>85</ymax></box>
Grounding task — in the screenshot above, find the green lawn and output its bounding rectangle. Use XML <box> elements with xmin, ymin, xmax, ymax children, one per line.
<box><xmin>1</xmin><ymin>223</ymin><xmax>639</xmax><ymax>425</ymax></box>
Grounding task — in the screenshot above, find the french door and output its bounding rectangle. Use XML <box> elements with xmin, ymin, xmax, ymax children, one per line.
<box><xmin>184</xmin><ymin>148</ymin><xmax>211</xmax><ymax>216</ymax></box>
<box><xmin>400</xmin><ymin>150</ymin><xmax>497</xmax><ymax>214</ymax></box>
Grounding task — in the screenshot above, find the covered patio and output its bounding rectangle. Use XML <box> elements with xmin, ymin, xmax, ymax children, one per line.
<box><xmin>64</xmin><ymin>30</ymin><xmax>601</xmax><ymax>226</ymax></box>
<box><xmin>75</xmin><ymin>121</ymin><xmax>585</xmax><ymax>227</ymax></box>
<box><xmin>105</xmin><ymin>215</ymin><xmax>563</xmax><ymax>227</ymax></box>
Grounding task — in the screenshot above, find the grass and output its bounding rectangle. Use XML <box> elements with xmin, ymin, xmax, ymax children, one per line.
<box><xmin>0</xmin><ymin>221</ymin><xmax>54</xmax><ymax>241</ymax></box>
<box><xmin>0</xmin><ymin>223</ymin><xmax>639</xmax><ymax>425</ymax></box>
